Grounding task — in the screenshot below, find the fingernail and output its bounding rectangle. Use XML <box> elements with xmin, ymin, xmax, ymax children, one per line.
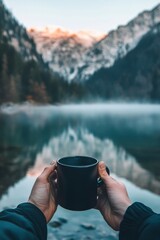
<box><xmin>50</xmin><ymin>160</ymin><xmax>56</xmax><ymax>165</ymax></box>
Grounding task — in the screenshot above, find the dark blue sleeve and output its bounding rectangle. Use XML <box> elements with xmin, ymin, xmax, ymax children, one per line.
<box><xmin>119</xmin><ymin>202</ymin><xmax>160</xmax><ymax>240</ymax></box>
<box><xmin>0</xmin><ymin>202</ymin><xmax>47</xmax><ymax>240</ymax></box>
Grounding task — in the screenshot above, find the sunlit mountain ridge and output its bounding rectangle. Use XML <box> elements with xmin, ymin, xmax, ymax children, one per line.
<box><xmin>29</xmin><ymin>27</ymin><xmax>105</xmax><ymax>46</ymax></box>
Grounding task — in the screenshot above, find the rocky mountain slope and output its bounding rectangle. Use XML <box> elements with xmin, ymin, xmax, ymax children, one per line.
<box><xmin>85</xmin><ymin>23</ymin><xmax>160</xmax><ymax>101</ymax></box>
<box><xmin>78</xmin><ymin>4</ymin><xmax>160</xmax><ymax>81</ymax></box>
<box><xmin>29</xmin><ymin>4</ymin><xmax>160</xmax><ymax>82</ymax></box>
<box><xmin>29</xmin><ymin>28</ymin><xmax>105</xmax><ymax>82</ymax></box>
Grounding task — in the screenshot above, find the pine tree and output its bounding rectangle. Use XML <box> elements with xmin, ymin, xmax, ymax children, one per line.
<box><xmin>0</xmin><ymin>54</ymin><xmax>10</xmax><ymax>102</ymax></box>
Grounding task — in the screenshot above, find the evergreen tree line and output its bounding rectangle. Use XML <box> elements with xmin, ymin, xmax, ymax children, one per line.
<box><xmin>0</xmin><ymin>42</ymin><xmax>86</xmax><ymax>104</ymax></box>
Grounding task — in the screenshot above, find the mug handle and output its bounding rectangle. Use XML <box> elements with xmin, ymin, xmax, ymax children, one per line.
<box><xmin>97</xmin><ymin>166</ymin><xmax>110</xmax><ymax>187</ymax></box>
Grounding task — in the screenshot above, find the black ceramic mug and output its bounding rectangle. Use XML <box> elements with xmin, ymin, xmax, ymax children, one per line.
<box><xmin>57</xmin><ymin>156</ymin><xmax>109</xmax><ymax>211</ymax></box>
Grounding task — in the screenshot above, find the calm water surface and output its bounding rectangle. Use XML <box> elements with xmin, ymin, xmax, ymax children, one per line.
<box><xmin>0</xmin><ymin>103</ymin><xmax>160</xmax><ymax>240</ymax></box>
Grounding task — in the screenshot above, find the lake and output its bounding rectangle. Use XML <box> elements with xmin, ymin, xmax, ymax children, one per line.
<box><xmin>0</xmin><ymin>103</ymin><xmax>160</xmax><ymax>240</ymax></box>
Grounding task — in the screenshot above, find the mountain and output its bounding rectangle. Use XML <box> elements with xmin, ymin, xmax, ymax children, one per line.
<box><xmin>85</xmin><ymin>23</ymin><xmax>160</xmax><ymax>101</ymax></box>
<box><xmin>1</xmin><ymin>0</ymin><xmax>160</xmax><ymax>103</ymax></box>
<box><xmin>28</xmin><ymin>27</ymin><xmax>105</xmax><ymax>82</ymax></box>
<box><xmin>0</xmin><ymin>0</ymin><xmax>86</xmax><ymax>104</ymax></box>
<box><xmin>29</xmin><ymin>4</ymin><xmax>160</xmax><ymax>83</ymax></box>
<box><xmin>78</xmin><ymin>4</ymin><xmax>160</xmax><ymax>82</ymax></box>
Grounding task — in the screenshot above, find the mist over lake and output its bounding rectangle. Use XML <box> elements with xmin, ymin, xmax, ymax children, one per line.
<box><xmin>0</xmin><ymin>103</ymin><xmax>160</xmax><ymax>239</ymax></box>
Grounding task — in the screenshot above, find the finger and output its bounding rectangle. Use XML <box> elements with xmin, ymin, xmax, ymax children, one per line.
<box><xmin>40</xmin><ymin>164</ymin><xmax>56</xmax><ymax>181</ymax></box>
<box><xmin>98</xmin><ymin>161</ymin><xmax>109</xmax><ymax>178</ymax></box>
<box><xmin>48</xmin><ymin>170</ymin><xmax>57</xmax><ymax>182</ymax></box>
<box><xmin>50</xmin><ymin>180</ymin><xmax>58</xmax><ymax>201</ymax></box>
<box><xmin>50</xmin><ymin>160</ymin><xmax>57</xmax><ymax>165</ymax></box>
<box><xmin>98</xmin><ymin>161</ymin><xmax>112</xmax><ymax>187</ymax></box>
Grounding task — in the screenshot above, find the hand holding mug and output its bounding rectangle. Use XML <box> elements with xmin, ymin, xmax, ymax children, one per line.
<box><xmin>97</xmin><ymin>161</ymin><xmax>132</xmax><ymax>230</ymax></box>
<box><xmin>28</xmin><ymin>163</ymin><xmax>57</xmax><ymax>222</ymax></box>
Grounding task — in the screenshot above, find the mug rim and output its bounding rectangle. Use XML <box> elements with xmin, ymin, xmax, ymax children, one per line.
<box><xmin>57</xmin><ymin>156</ymin><xmax>98</xmax><ymax>168</ymax></box>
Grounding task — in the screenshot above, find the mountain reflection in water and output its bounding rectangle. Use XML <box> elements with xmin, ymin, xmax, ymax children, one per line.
<box><xmin>0</xmin><ymin>103</ymin><xmax>160</xmax><ymax>198</ymax></box>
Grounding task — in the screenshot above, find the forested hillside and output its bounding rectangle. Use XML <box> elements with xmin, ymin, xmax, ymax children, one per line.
<box><xmin>85</xmin><ymin>24</ymin><xmax>160</xmax><ymax>101</ymax></box>
<box><xmin>0</xmin><ymin>1</ymin><xmax>85</xmax><ymax>104</ymax></box>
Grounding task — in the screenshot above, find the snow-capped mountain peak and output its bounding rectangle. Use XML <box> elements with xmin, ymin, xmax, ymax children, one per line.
<box><xmin>28</xmin><ymin>27</ymin><xmax>105</xmax><ymax>81</ymax></box>
<box><xmin>29</xmin><ymin>27</ymin><xmax>105</xmax><ymax>47</ymax></box>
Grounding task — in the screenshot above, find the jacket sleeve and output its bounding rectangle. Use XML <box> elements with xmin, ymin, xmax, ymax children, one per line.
<box><xmin>0</xmin><ymin>202</ymin><xmax>47</xmax><ymax>240</ymax></box>
<box><xmin>119</xmin><ymin>202</ymin><xmax>160</xmax><ymax>240</ymax></box>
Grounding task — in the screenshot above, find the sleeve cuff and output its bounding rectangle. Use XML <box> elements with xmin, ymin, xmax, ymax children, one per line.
<box><xmin>16</xmin><ymin>202</ymin><xmax>47</xmax><ymax>240</ymax></box>
<box><xmin>119</xmin><ymin>202</ymin><xmax>155</xmax><ymax>240</ymax></box>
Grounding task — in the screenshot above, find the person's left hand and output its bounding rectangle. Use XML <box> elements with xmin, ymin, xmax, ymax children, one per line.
<box><xmin>28</xmin><ymin>162</ymin><xmax>57</xmax><ymax>223</ymax></box>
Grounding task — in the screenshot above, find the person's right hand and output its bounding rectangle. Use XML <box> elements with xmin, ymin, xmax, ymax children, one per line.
<box><xmin>97</xmin><ymin>161</ymin><xmax>131</xmax><ymax>231</ymax></box>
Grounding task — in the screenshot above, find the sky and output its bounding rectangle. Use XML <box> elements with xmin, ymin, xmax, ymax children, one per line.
<box><xmin>3</xmin><ymin>0</ymin><xmax>160</xmax><ymax>34</ymax></box>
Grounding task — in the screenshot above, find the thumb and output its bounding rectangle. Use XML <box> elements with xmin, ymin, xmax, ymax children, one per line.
<box><xmin>98</xmin><ymin>161</ymin><xmax>109</xmax><ymax>184</ymax></box>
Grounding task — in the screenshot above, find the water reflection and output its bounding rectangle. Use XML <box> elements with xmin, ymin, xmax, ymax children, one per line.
<box><xmin>0</xmin><ymin>143</ymin><xmax>36</xmax><ymax>197</ymax></box>
<box><xmin>29</xmin><ymin>127</ymin><xmax>160</xmax><ymax>194</ymax></box>
<box><xmin>0</xmin><ymin>103</ymin><xmax>160</xmax><ymax>198</ymax></box>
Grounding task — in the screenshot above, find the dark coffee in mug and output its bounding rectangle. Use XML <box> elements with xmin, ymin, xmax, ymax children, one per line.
<box><xmin>57</xmin><ymin>156</ymin><xmax>102</xmax><ymax>211</ymax></box>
